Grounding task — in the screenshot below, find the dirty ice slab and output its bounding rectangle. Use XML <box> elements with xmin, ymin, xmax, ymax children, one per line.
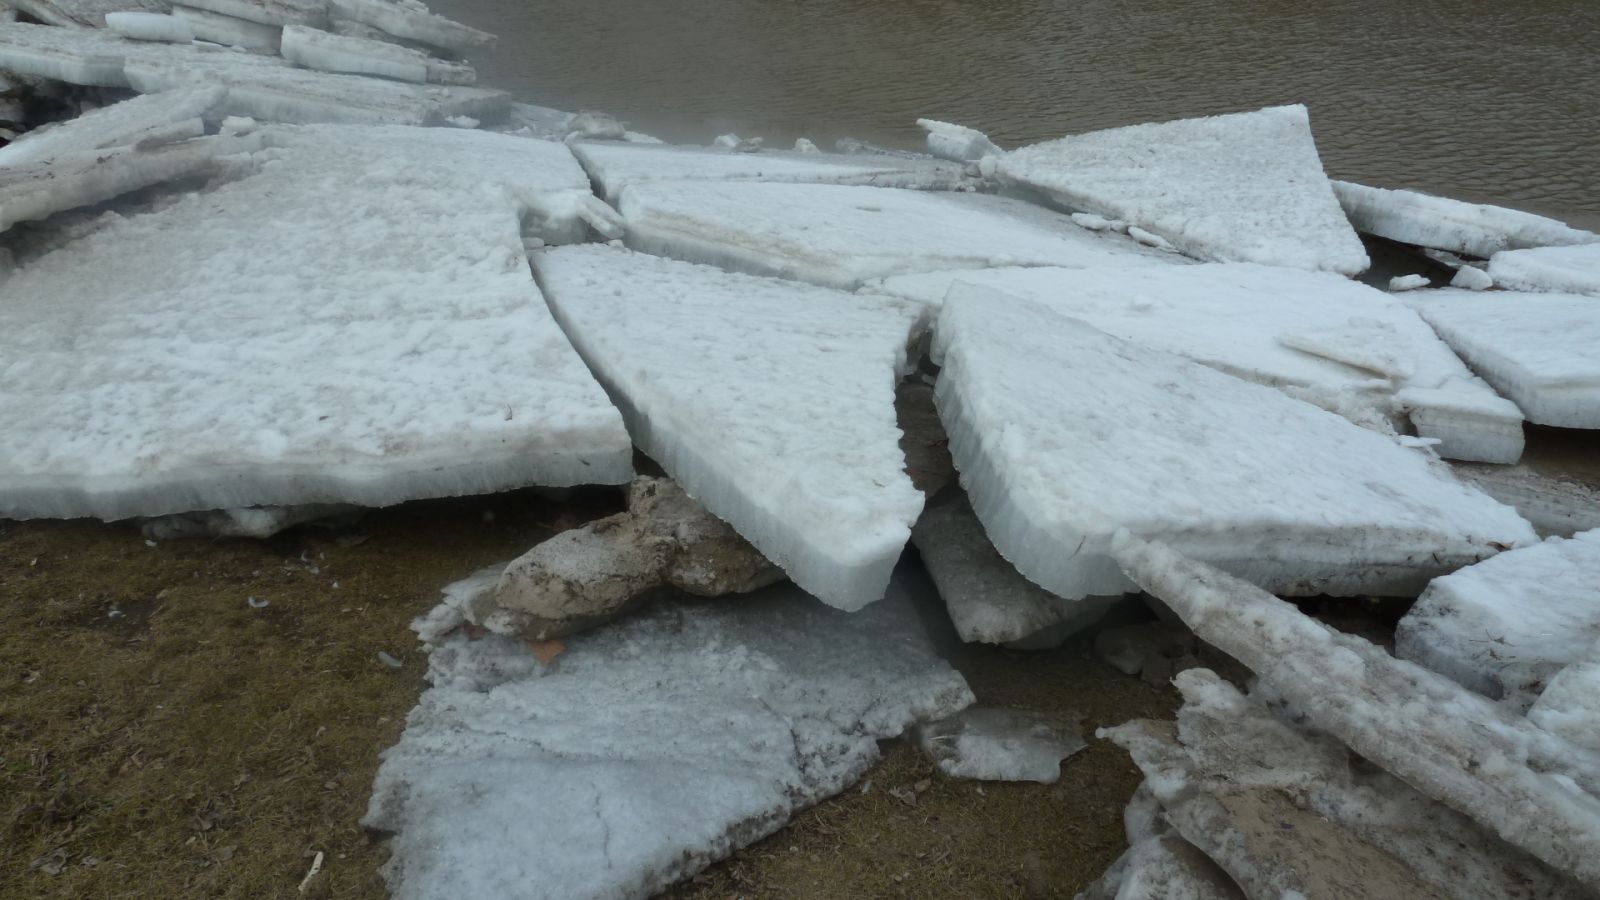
<box><xmin>534</xmin><ymin>244</ymin><xmax>925</xmax><ymax>611</ymax></box>
<box><xmin>997</xmin><ymin>105</ymin><xmax>1368</xmax><ymax>274</ymax></box>
<box><xmin>1488</xmin><ymin>243</ymin><xmax>1600</xmax><ymax>296</ymax></box>
<box><xmin>364</xmin><ymin>567</ymin><xmax>974</xmax><ymax>900</ymax></box>
<box><xmin>0</xmin><ymin>125</ymin><xmax>632</xmax><ymax>521</ymax></box>
<box><xmin>1332</xmin><ymin>180</ymin><xmax>1599</xmax><ymax>259</ymax></box>
<box><xmin>932</xmin><ymin>292</ymin><xmax>1535</xmax><ymax>600</ymax></box>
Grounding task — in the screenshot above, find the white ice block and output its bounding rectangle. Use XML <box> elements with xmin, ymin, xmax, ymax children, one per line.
<box><xmin>998</xmin><ymin>105</ymin><xmax>1369</xmax><ymax>275</ymax></box>
<box><xmin>570</xmin><ymin>140</ymin><xmax>974</xmax><ymax>203</ymax></box>
<box><xmin>616</xmin><ymin>180</ymin><xmax>1175</xmax><ymax>291</ymax></box>
<box><xmin>0</xmin><ymin>125</ymin><xmax>632</xmax><ymax>521</ymax></box>
<box><xmin>1332</xmin><ymin>180</ymin><xmax>1599</xmax><ymax>259</ymax></box>
<box><xmin>1407</xmin><ymin>289</ymin><xmax>1600</xmax><ymax>428</ymax></box>
<box><xmin>326</xmin><ymin>0</ymin><xmax>493</xmax><ymax>53</ymax></box>
<box><xmin>0</xmin><ymin>86</ymin><xmax>221</xmax><ymax>166</ymax></box>
<box><xmin>1396</xmin><ymin>530</ymin><xmax>1600</xmax><ymax>709</ymax></box>
<box><xmin>173</xmin><ymin>5</ymin><xmax>282</xmax><ymax>53</ymax></box>
<box><xmin>179</xmin><ymin>0</ymin><xmax>325</xmax><ymax>27</ymax></box>
<box><xmin>279</xmin><ymin>23</ymin><xmax>473</xmax><ymax>85</ymax></box>
<box><xmin>1488</xmin><ymin>243</ymin><xmax>1600</xmax><ymax>296</ymax></box>
<box><xmin>872</xmin><ymin>263</ymin><xmax>1525</xmax><ymax>463</ymax></box>
<box><xmin>364</xmin><ymin>568</ymin><xmax>974</xmax><ymax>900</ymax></box>
<box><xmin>104</xmin><ymin>11</ymin><xmax>195</xmax><ymax>43</ymax></box>
<box><xmin>534</xmin><ymin>244</ymin><xmax>925</xmax><ymax>611</ymax></box>
<box><xmin>1530</xmin><ymin>638</ymin><xmax>1600</xmax><ymax>755</ymax></box>
<box><xmin>916</xmin><ymin>117</ymin><xmax>1002</xmax><ymax>162</ymax></box>
<box><xmin>932</xmin><ymin>291</ymin><xmax>1536</xmax><ymax>601</ymax></box>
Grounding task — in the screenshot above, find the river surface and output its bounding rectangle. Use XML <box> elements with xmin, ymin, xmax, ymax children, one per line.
<box><xmin>432</xmin><ymin>0</ymin><xmax>1600</xmax><ymax>228</ymax></box>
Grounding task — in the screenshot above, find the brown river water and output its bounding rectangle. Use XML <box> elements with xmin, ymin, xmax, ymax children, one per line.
<box><xmin>431</xmin><ymin>0</ymin><xmax>1600</xmax><ymax>229</ymax></box>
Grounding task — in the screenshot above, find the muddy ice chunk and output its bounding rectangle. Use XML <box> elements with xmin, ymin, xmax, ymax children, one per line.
<box><xmin>998</xmin><ymin>105</ymin><xmax>1368</xmax><ymax>274</ymax></box>
<box><xmin>1077</xmin><ymin>835</ymin><xmax>1245</xmax><ymax>900</ymax></box>
<box><xmin>1488</xmin><ymin>243</ymin><xmax>1600</xmax><ymax>296</ymax></box>
<box><xmin>1530</xmin><ymin>638</ymin><xmax>1600</xmax><ymax>755</ymax></box>
<box><xmin>1396</xmin><ymin>529</ymin><xmax>1600</xmax><ymax>708</ymax></box>
<box><xmin>326</xmin><ymin>0</ymin><xmax>494</xmax><ymax>53</ymax></box>
<box><xmin>105</xmin><ymin>12</ymin><xmax>196</xmax><ymax>43</ymax></box>
<box><xmin>280</xmin><ymin>24</ymin><xmax>474</xmax><ymax>84</ymax></box>
<box><xmin>0</xmin><ymin>86</ymin><xmax>220</xmax><ymax>166</ymax></box>
<box><xmin>915</xmin><ymin>117</ymin><xmax>1002</xmax><ymax>162</ymax></box>
<box><xmin>1332</xmin><ymin>180</ymin><xmax>1599</xmax><ymax>258</ymax></box>
<box><xmin>363</xmin><ymin>565</ymin><xmax>974</xmax><ymax>900</ymax></box>
<box><xmin>914</xmin><ymin>707</ymin><xmax>1084</xmax><ymax>783</ymax></box>
<box><xmin>174</xmin><ymin>5</ymin><xmax>283</xmax><ymax>53</ymax></box>
<box><xmin>1390</xmin><ymin>273</ymin><xmax>1430</xmax><ymax>291</ymax></box>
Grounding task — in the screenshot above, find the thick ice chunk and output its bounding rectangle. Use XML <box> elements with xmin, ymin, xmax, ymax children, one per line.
<box><xmin>1332</xmin><ymin>180</ymin><xmax>1600</xmax><ymax>258</ymax></box>
<box><xmin>916</xmin><ymin>117</ymin><xmax>1002</xmax><ymax>162</ymax></box>
<box><xmin>873</xmin><ymin>264</ymin><xmax>1524</xmax><ymax>463</ymax></box>
<box><xmin>998</xmin><ymin>105</ymin><xmax>1369</xmax><ymax>275</ymax></box>
<box><xmin>1407</xmin><ymin>289</ymin><xmax>1600</xmax><ymax>428</ymax></box>
<box><xmin>10</xmin><ymin>0</ymin><xmax>164</xmax><ymax>27</ymax></box>
<box><xmin>174</xmin><ymin>6</ymin><xmax>283</xmax><ymax>53</ymax></box>
<box><xmin>570</xmin><ymin>140</ymin><xmax>975</xmax><ymax>203</ymax></box>
<box><xmin>1531</xmin><ymin>639</ymin><xmax>1600</xmax><ymax>755</ymax></box>
<box><xmin>616</xmin><ymin>180</ymin><xmax>1175</xmax><ymax>290</ymax></box>
<box><xmin>932</xmin><ymin>291</ymin><xmax>1535</xmax><ymax>601</ymax></box>
<box><xmin>280</xmin><ymin>24</ymin><xmax>473</xmax><ymax>85</ymax></box>
<box><xmin>0</xmin><ymin>86</ymin><xmax>220</xmax><ymax>166</ymax></box>
<box><xmin>1395</xmin><ymin>530</ymin><xmax>1600</xmax><ymax>708</ymax></box>
<box><xmin>0</xmin><ymin>126</ymin><xmax>632</xmax><ymax>520</ymax></box>
<box><xmin>913</xmin><ymin>707</ymin><xmax>1084</xmax><ymax>783</ymax></box>
<box><xmin>533</xmin><ymin>244</ymin><xmax>925</xmax><ymax>611</ymax></box>
<box><xmin>1488</xmin><ymin>243</ymin><xmax>1600</xmax><ymax>296</ymax></box>
<box><xmin>105</xmin><ymin>12</ymin><xmax>196</xmax><ymax>43</ymax></box>
<box><xmin>326</xmin><ymin>0</ymin><xmax>494</xmax><ymax>53</ymax></box>
<box><xmin>0</xmin><ymin>21</ymin><xmax>142</xmax><ymax>87</ymax></box>
<box><xmin>178</xmin><ymin>0</ymin><xmax>325</xmax><ymax>27</ymax></box>
<box><xmin>363</xmin><ymin>567</ymin><xmax>974</xmax><ymax>900</ymax></box>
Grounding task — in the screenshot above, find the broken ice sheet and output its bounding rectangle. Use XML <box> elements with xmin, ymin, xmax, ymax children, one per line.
<box><xmin>913</xmin><ymin>707</ymin><xmax>1084</xmax><ymax>783</ymax></box>
<box><xmin>1488</xmin><ymin>242</ymin><xmax>1600</xmax><ymax>297</ymax></box>
<box><xmin>364</xmin><ymin>566</ymin><xmax>973</xmax><ymax>900</ymax></box>
<box><xmin>279</xmin><ymin>24</ymin><xmax>475</xmax><ymax>85</ymax></box>
<box><xmin>0</xmin><ymin>86</ymin><xmax>221</xmax><ymax>167</ymax></box>
<box><xmin>1332</xmin><ymin>180</ymin><xmax>1599</xmax><ymax>259</ymax></box>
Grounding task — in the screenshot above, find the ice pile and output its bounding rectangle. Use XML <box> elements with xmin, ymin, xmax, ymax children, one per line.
<box><xmin>1488</xmin><ymin>243</ymin><xmax>1600</xmax><ymax>296</ymax></box>
<box><xmin>997</xmin><ymin>105</ymin><xmax>1369</xmax><ymax>275</ymax></box>
<box><xmin>1332</xmin><ymin>180</ymin><xmax>1600</xmax><ymax>259</ymax></box>
<box><xmin>873</xmin><ymin>263</ymin><xmax>1525</xmax><ymax>463</ymax></box>
<box><xmin>364</xmin><ymin>567</ymin><xmax>974</xmax><ymax>900</ymax></box>
<box><xmin>0</xmin><ymin>125</ymin><xmax>633</xmax><ymax>521</ymax></box>
<box><xmin>533</xmin><ymin>244</ymin><xmax>926</xmax><ymax>610</ymax></box>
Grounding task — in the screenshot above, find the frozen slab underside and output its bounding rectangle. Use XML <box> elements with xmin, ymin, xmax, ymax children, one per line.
<box><xmin>1332</xmin><ymin>180</ymin><xmax>1599</xmax><ymax>259</ymax></box>
<box><xmin>364</xmin><ymin>567</ymin><xmax>974</xmax><ymax>900</ymax></box>
<box><xmin>931</xmin><ymin>291</ymin><xmax>1535</xmax><ymax>601</ymax></box>
<box><xmin>614</xmin><ymin>179</ymin><xmax>1174</xmax><ymax>291</ymax></box>
<box><xmin>533</xmin><ymin>244</ymin><xmax>925</xmax><ymax>611</ymax></box>
<box><xmin>0</xmin><ymin>86</ymin><xmax>222</xmax><ymax>167</ymax></box>
<box><xmin>0</xmin><ymin>125</ymin><xmax>632</xmax><ymax>521</ymax></box>
<box><xmin>997</xmin><ymin>104</ymin><xmax>1369</xmax><ymax>275</ymax></box>
<box><xmin>1488</xmin><ymin>243</ymin><xmax>1600</xmax><ymax>296</ymax></box>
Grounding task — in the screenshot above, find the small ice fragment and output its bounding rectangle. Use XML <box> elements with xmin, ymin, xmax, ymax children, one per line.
<box><xmin>793</xmin><ymin>137</ymin><xmax>819</xmax><ymax>153</ymax></box>
<box><xmin>1450</xmin><ymin>265</ymin><xmax>1493</xmax><ymax>290</ymax></box>
<box><xmin>1070</xmin><ymin>212</ymin><xmax>1126</xmax><ymax>232</ymax></box>
<box><xmin>914</xmin><ymin>707</ymin><xmax>1085</xmax><ymax>782</ymax></box>
<box><xmin>1389</xmin><ymin>274</ymin><xmax>1431</xmax><ymax>291</ymax></box>
<box><xmin>377</xmin><ymin>650</ymin><xmax>402</xmax><ymax>668</ymax></box>
<box><xmin>565</xmin><ymin>109</ymin><xmax>625</xmax><ymax>140</ymax></box>
<box><xmin>1398</xmin><ymin>435</ymin><xmax>1443</xmax><ymax>448</ymax></box>
<box><xmin>248</xmin><ymin>596</ymin><xmax>269</xmax><ymax>608</ymax></box>
<box><xmin>712</xmin><ymin>133</ymin><xmax>742</xmax><ymax>148</ymax></box>
<box><xmin>1128</xmin><ymin>225</ymin><xmax>1177</xmax><ymax>251</ymax></box>
<box><xmin>220</xmin><ymin>115</ymin><xmax>256</xmax><ymax>135</ymax></box>
<box><xmin>444</xmin><ymin>115</ymin><xmax>478</xmax><ymax>128</ymax></box>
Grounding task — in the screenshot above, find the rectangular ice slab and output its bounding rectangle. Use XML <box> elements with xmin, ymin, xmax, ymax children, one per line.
<box><xmin>1332</xmin><ymin>180</ymin><xmax>1600</xmax><ymax>259</ymax></box>
<box><xmin>1488</xmin><ymin>243</ymin><xmax>1600</xmax><ymax>296</ymax></box>
<box><xmin>932</xmin><ymin>291</ymin><xmax>1536</xmax><ymax>601</ymax></box>
<box><xmin>571</xmin><ymin>140</ymin><xmax>975</xmax><ymax>203</ymax></box>
<box><xmin>326</xmin><ymin>0</ymin><xmax>494</xmax><ymax>53</ymax></box>
<box><xmin>106</xmin><ymin>12</ymin><xmax>197</xmax><ymax>43</ymax></box>
<box><xmin>874</xmin><ymin>263</ymin><xmax>1524</xmax><ymax>463</ymax></box>
<box><xmin>534</xmin><ymin>244</ymin><xmax>925</xmax><ymax>611</ymax></box>
<box><xmin>174</xmin><ymin>5</ymin><xmax>283</xmax><ymax>53</ymax></box>
<box><xmin>997</xmin><ymin>105</ymin><xmax>1369</xmax><ymax>275</ymax></box>
<box><xmin>1396</xmin><ymin>529</ymin><xmax>1600</xmax><ymax>709</ymax></box>
<box><xmin>1407</xmin><ymin>289</ymin><xmax>1600</xmax><ymax>428</ymax></box>
<box><xmin>280</xmin><ymin>24</ymin><xmax>473</xmax><ymax>85</ymax></box>
<box><xmin>364</xmin><ymin>567</ymin><xmax>974</xmax><ymax>900</ymax></box>
<box><xmin>0</xmin><ymin>87</ymin><xmax>221</xmax><ymax>167</ymax></box>
<box><xmin>614</xmin><ymin>180</ymin><xmax>1175</xmax><ymax>291</ymax></box>
<box><xmin>0</xmin><ymin>125</ymin><xmax>632</xmax><ymax>521</ymax></box>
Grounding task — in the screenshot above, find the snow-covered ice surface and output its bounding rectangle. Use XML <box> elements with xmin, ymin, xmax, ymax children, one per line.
<box><xmin>931</xmin><ymin>291</ymin><xmax>1535</xmax><ymax>601</ymax></box>
<box><xmin>913</xmin><ymin>707</ymin><xmax>1084</xmax><ymax>783</ymax></box>
<box><xmin>1076</xmin><ymin>835</ymin><xmax>1244</xmax><ymax>900</ymax></box>
<box><xmin>997</xmin><ymin>105</ymin><xmax>1369</xmax><ymax>275</ymax></box>
<box><xmin>0</xmin><ymin>125</ymin><xmax>633</xmax><ymax>521</ymax></box>
<box><xmin>1407</xmin><ymin>289</ymin><xmax>1600</xmax><ymax>428</ymax></box>
<box><xmin>105</xmin><ymin>11</ymin><xmax>196</xmax><ymax>43</ymax></box>
<box><xmin>872</xmin><ymin>264</ymin><xmax>1524</xmax><ymax>463</ymax></box>
<box><xmin>614</xmin><ymin>180</ymin><xmax>1175</xmax><ymax>290</ymax></box>
<box><xmin>1395</xmin><ymin>529</ymin><xmax>1600</xmax><ymax>708</ymax></box>
<box><xmin>1112</xmin><ymin>534</ymin><xmax>1600</xmax><ymax>890</ymax></box>
<box><xmin>533</xmin><ymin>244</ymin><xmax>925</xmax><ymax>611</ymax></box>
<box><xmin>326</xmin><ymin>0</ymin><xmax>494</xmax><ymax>53</ymax></box>
<box><xmin>1332</xmin><ymin>180</ymin><xmax>1600</xmax><ymax>259</ymax></box>
<box><xmin>570</xmin><ymin>140</ymin><xmax>975</xmax><ymax>203</ymax></box>
<box><xmin>1531</xmin><ymin>638</ymin><xmax>1600</xmax><ymax>755</ymax></box>
<box><xmin>1488</xmin><ymin>243</ymin><xmax>1600</xmax><ymax>296</ymax></box>
<box><xmin>279</xmin><ymin>24</ymin><xmax>474</xmax><ymax>85</ymax></box>
<box><xmin>364</xmin><ymin>566</ymin><xmax>974</xmax><ymax>900</ymax></box>
<box><xmin>0</xmin><ymin>86</ymin><xmax>220</xmax><ymax>167</ymax></box>
<box><xmin>0</xmin><ymin>21</ymin><xmax>148</xmax><ymax>87</ymax></box>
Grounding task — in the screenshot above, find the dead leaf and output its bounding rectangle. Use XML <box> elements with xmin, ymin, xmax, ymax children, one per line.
<box><xmin>529</xmin><ymin>639</ymin><xmax>566</xmax><ymax>665</ymax></box>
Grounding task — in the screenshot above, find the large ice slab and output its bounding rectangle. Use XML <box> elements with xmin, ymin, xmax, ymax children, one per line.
<box><xmin>1488</xmin><ymin>243</ymin><xmax>1600</xmax><ymax>296</ymax></box>
<box><xmin>1332</xmin><ymin>180</ymin><xmax>1600</xmax><ymax>259</ymax></box>
<box><xmin>533</xmin><ymin>244</ymin><xmax>925</xmax><ymax>611</ymax></box>
<box><xmin>364</xmin><ymin>566</ymin><xmax>974</xmax><ymax>900</ymax></box>
<box><xmin>0</xmin><ymin>21</ymin><xmax>143</xmax><ymax>87</ymax></box>
<box><xmin>326</xmin><ymin>0</ymin><xmax>494</xmax><ymax>53</ymax></box>
<box><xmin>1395</xmin><ymin>530</ymin><xmax>1600</xmax><ymax>708</ymax></box>
<box><xmin>280</xmin><ymin>23</ymin><xmax>473</xmax><ymax>84</ymax></box>
<box><xmin>180</xmin><ymin>0</ymin><xmax>325</xmax><ymax>27</ymax></box>
<box><xmin>0</xmin><ymin>125</ymin><xmax>632</xmax><ymax>521</ymax></box>
<box><xmin>874</xmin><ymin>263</ymin><xmax>1524</xmax><ymax>463</ymax></box>
<box><xmin>1407</xmin><ymin>289</ymin><xmax>1600</xmax><ymax>428</ymax></box>
<box><xmin>1077</xmin><ymin>835</ymin><xmax>1244</xmax><ymax>900</ymax></box>
<box><xmin>0</xmin><ymin>87</ymin><xmax>221</xmax><ymax>167</ymax></box>
<box><xmin>175</xmin><ymin>5</ymin><xmax>283</xmax><ymax>54</ymax></box>
<box><xmin>932</xmin><ymin>291</ymin><xmax>1535</xmax><ymax>601</ymax></box>
<box><xmin>997</xmin><ymin>105</ymin><xmax>1369</xmax><ymax>275</ymax></box>
<box><xmin>614</xmin><ymin>180</ymin><xmax>1175</xmax><ymax>291</ymax></box>
<box><xmin>570</xmin><ymin>140</ymin><xmax>975</xmax><ymax>203</ymax></box>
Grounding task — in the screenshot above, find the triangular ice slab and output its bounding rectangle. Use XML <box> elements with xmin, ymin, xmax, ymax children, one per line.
<box><xmin>931</xmin><ymin>291</ymin><xmax>1535</xmax><ymax>600</ymax></box>
<box><xmin>1488</xmin><ymin>243</ymin><xmax>1600</xmax><ymax>296</ymax></box>
<box><xmin>534</xmin><ymin>244</ymin><xmax>925</xmax><ymax>610</ymax></box>
<box><xmin>997</xmin><ymin>105</ymin><xmax>1369</xmax><ymax>275</ymax></box>
<box><xmin>0</xmin><ymin>125</ymin><xmax>632</xmax><ymax>521</ymax></box>
<box><xmin>0</xmin><ymin>86</ymin><xmax>221</xmax><ymax>167</ymax></box>
<box><xmin>615</xmin><ymin>180</ymin><xmax>1176</xmax><ymax>290</ymax></box>
<box><xmin>1332</xmin><ymin>180</ymin><xmax>1599</xmax><ymax>259</ymax></box>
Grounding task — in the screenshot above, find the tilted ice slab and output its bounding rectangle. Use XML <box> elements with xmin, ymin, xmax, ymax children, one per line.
<box><xmin>0</xmin><ymin>21</ymin><xmax>147</xmax><ymax>87</ymax></box>
<box><xmin>932</xmin><ymin>292</ymin><xmax>1535</xmax><ymax>601</ymax></box>
<box><xmin>570</xmin><ymin>140</ymin><xmax>975</xmax><ymax>204</ymax></box>
<box><xmin>11</xmin><ymin>0</ymin><xmax>164</xmax><ymax>27</ymax></box>
<box><xmin>1488</xmin><ymin>243</ymin><xmax>1600</xmax><ymax>296</ymax></box>
<box><xmin>1407</xmin><ymin>289</ymin><xmax>1600</xmax><ymax>428</ymax></box>
<box><xmin>997</xmin><ymin>105</ymin><xmax>1369</xmax><ymax>275</ymax></box>
<box><xmin>106</xmin><ymin>12</ymin><xmax>197</xmax><ymax>43</ymax></box>
<box><xmin>874</xmin><ymin>264</ymin><xmax>1524</xmax><ymax>463</ymax></box>
<box><xmin>364</xmin><ymin>567</ymin><xmax>974</xmax><ymax>900</ymax></box>
<box><xmin>534</xmin><ymin>245</ymin><xmax>925</xmax><ymax>610</ymax></box>
<box><xmin>1332</xmin><ymin>180</ymin><xmax>1599</xmax><ymax>259</ymax></box>
<box><xmin>175</xmin><ymin>5</ymin><xmax>284</xmax><ymax>54</ymax></box>
<box><xmin>1531</xmin><ymin>638</ymin><xmax>1600</xmax><ymax>755</ymax></box>
<box><xmin>1395</xmin><ymin>530</ymin><xmax>1600</xmax><ymax>709</ymax></box>
<box><xmin>614</xmin><ymin>180</ymin><xmax>1174</xmax><ymax>291</ymax></box>
<box><xmin>0</xmin><ymin>87</ymin><xmax>222</xmax><ymax>167</ymax></box>
<box><xmin>280</xmin><ymin>24</ymin><xmax>473</xmax><ymax>85</ymax></box>
<box><xmin>1113</xmin><ymin>534</ymin><xmax>1600</xmax><ymax>890</ymax></box>
<box><xmin>327</xmin><ymin>0</ymin><xmax>494</xmax><ymax>53</ymax></box>
<box><xmin>181</xmin><ymin>0</ymin><xmax>326</xmax><ymax>26</ymax></box>
<box><xmin>0</xmin><ymin>125</ymin><xmax>632</xmax><ymax>521</ymax></box>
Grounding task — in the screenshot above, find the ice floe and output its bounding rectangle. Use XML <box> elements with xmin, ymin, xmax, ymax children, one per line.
<box><xmin>931</xmin><ymin>291</ymin><xmax>1535</xmax><ymax>601</ymax></box>
<box><xmin>1488</xmin><ymin>243</ymin><xmax>1600</xmax><ymax>296</ymax></box>
<box><xmin>0</xmin><ymin>86</ymin><xmax>221</xmax><ymax>166</ymax></box>
<box><xmin>0</xmin><ymin>125</ymin><xmax>632</xmax><ymax>520</ymax></box>
<box><xmin>997</xmin><ymin>104</ymin><xmax>1369</xmax><ymax>275</ymax></box>
<box><xmin>280</xmin><ymin>23</ymin><xmax>474</xmax><ymax>84</ymax></box>
<box><xmin>533</xmin><ymin>244</ymin><xmax>925</xmax><ymax>610</ymax></box>
<box><xmin>364</xmin><ymin>566</ymin><xmax>973</xmax><ymax>900</ymax></box>
<box><xmin>1332</xmin><ymin>180</ymin><xmax>1599</xmax><ymax>259</ymax></box>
